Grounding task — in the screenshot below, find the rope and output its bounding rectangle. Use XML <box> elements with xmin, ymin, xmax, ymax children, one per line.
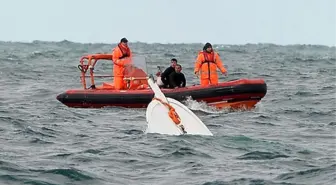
<box><xmin>152</xmin><ymin>97</ymin><xmax>181</xmax><ymax>125</ymax></box>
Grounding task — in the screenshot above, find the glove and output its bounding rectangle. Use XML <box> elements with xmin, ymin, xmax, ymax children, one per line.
<box><xmin>194</xmin><ymin>71</ymin><xmax>199</xmax><ymax>78</ymax></box>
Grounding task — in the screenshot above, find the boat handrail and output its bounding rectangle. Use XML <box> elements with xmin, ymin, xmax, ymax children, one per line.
<box><xmin>77</xmin><ymin>53</ymin><xmax>114</xmax><ymax>89</ymax></box>
<box><xmin>77</xmin><ymin>53</ymin><xmax>149</xmax><ymax>90</ymax></box>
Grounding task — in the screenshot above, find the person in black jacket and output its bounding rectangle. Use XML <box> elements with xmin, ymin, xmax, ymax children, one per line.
<box><xmin>168</xmin><ymin>64</ymin><xmax>186</xmax><ymax>89</ymax></box>
<box><xmin>160</xmin><ymin>58</ymin><xmax>177</xmax><ymax>88</ymax></box>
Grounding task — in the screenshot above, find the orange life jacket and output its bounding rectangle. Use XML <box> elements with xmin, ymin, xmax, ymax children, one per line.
<box><xmin>202</xmin><ymin>52</ymin><xmax>216</xmax><ymax>80</ymax></box>
<box><xmin>112</xmin><ymin>44</ymin><xmax>132</xmax><ymax>77</ymax></box>
<box><xmin>117</xmin><ymin>43</ymin><xmax>131</xmax><ymax>59</ymax></box>
<box><xmin>194</xmin><ymin>51</ymin><xmax>226</xmax><ymax>81</ymax></box>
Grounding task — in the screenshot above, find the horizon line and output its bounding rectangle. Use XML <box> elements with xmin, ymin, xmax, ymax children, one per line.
<box><xmin>0</xmin><ymin>39</ymin><xmax>335</xmax><ymax>48</ymax></box>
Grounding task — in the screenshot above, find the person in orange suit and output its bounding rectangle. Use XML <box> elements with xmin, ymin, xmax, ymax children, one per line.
<box><xmin>112</xmin><ymin>38</ymin><xmax>132</xmax><ymax>90</ymax></box>
<box><xmin>194</xmin><ymin>42</ymin><xmax>227</xmax><ymax>86</ymax></box>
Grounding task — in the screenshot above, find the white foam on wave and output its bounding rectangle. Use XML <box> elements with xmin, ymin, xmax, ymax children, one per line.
<box><xmin>182</xmin><ymin>96</ymin><xmax>231</xmax><ymax>114</ymax></box>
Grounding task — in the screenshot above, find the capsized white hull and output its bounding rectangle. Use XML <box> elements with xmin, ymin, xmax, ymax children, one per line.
<box><xmin>145</xmin><ymin>97</ymin><xmax>213</xmax><ymax>136</ymax></box>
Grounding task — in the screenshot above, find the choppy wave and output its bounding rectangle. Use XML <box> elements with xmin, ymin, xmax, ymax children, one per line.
<box><xmin>0</xmin><ymin>40</ymin><xmax>335</xmax><ymax>185</ymax></box>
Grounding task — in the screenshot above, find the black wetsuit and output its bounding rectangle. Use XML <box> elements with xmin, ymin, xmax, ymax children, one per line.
<box><xmin>160</xmin><ymin>66</ymin><xmax>175</xmax><ymax>88</ymax></box>
<box><xmin>168</xmin><ymin>72</ymin><xmax>186</xmax><ymax>88</ymax></box>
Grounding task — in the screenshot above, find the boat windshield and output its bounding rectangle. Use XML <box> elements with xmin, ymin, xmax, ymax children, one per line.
<box><xmin>123</xmin><ymin>55</ymin><xmax>149</xmax><ymax>78</ymax></box>
<box><xmin>127</xmin><ymin>55</ymin><xmax>148</xmax><ymax>73</ymax></box>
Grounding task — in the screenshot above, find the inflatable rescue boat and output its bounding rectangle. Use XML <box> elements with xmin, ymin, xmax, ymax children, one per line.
<box><xmin>56</xmin><ymin>54</ymin><xmax>267</xmax><ymax>109</ymax></box>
